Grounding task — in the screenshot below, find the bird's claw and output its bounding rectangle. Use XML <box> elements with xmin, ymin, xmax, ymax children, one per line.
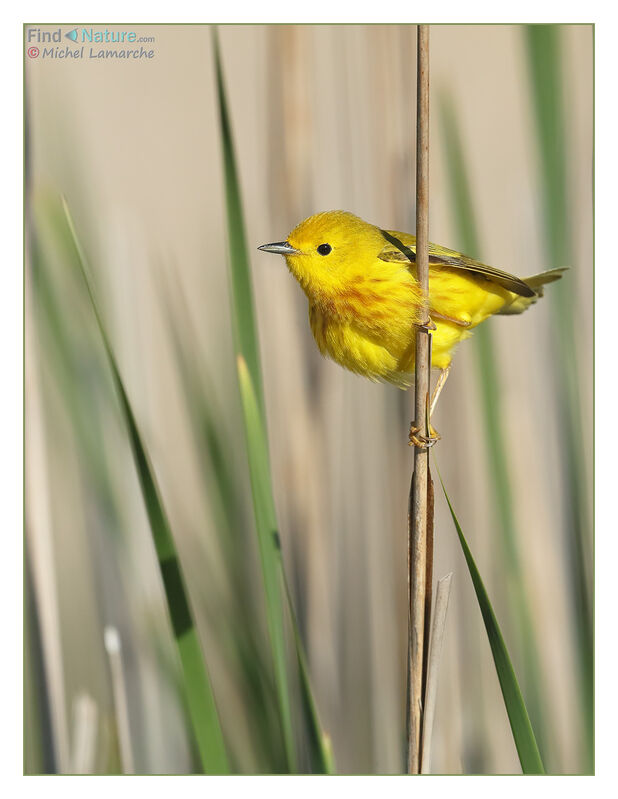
<box><xmin>408</xmin><ymin>423</ymin><xmax>441</xmax><ymax>449</ymax></box>
<box><xmin>416</xmin><ymin>319</ymin><xmax>437</xmax><ymax>333</ymax></box>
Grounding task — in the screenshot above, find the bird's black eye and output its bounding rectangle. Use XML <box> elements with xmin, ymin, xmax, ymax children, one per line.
<box><xmin>317</xmin><ymin>243</ymin><xmax>332</xmax><ymax>256</ymax></box>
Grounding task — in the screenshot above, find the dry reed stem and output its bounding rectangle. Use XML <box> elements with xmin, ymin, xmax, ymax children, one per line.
<box><xmin>420</xmin><ymin>573</ymin><xmax>453</xmax><ymax>774</ymax></box>
<box><xmin>104</xmin><ymin>626</ymin><xmax>135</xmax><ymax>774</ymax></box>
<box><xmin>407</xmin><ymin>24</ymin><xmax>431</xmax><ymax>775</ymax></box>
<box><xmin>69</xmin><ymin>693</ymin><xmax>99</xmax><ymax>774</ymax></box>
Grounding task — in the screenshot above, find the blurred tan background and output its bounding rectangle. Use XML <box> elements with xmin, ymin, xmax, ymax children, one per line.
<box><xmin>25</xmin><ymin>24</ymin><xmax>592</xmax><ymax>774</ymax></box>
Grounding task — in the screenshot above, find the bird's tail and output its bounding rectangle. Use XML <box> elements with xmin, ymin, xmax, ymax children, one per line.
<box><xmin>497</xmin><ymin>267</ymin><xmax>568</xmax><ymax>315</ymax></box>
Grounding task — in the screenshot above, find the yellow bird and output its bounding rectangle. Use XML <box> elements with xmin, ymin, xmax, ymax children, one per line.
<box><xmin>258</xmin><ymin>211</ymin><xmax>564</xmax><ymax>442</ymax></box>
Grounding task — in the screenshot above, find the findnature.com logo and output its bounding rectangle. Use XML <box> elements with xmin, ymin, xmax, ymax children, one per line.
<box><xmin>26</xmin><ymin>27</ymin><xmax>156</xmax><ymax>59</ymax></box>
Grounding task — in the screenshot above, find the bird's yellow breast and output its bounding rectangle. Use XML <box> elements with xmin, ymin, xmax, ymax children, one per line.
<box><xmin>309</xmin><ymin>301</ymin><xmax>416</xmax><ymax>387</ymax></box>
<box><xmin>306</xmin><ymin>263</ymin><xmax>423</xmax><ymax>384</ymax></box>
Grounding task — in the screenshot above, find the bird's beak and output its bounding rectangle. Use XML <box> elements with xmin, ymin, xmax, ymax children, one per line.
<box><xmin>257</xmin><ymin>241</ymin><xmax>300</xmax><ymax>256</ymax></box>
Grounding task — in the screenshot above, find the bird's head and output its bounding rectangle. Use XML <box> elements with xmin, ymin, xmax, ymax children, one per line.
<box><xmin>258</xmin><ymin>211</ymin><xmax>386</xmax><ymax>301</ymax></box>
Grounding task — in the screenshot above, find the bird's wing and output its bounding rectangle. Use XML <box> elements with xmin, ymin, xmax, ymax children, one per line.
<box><xmin>378</xmin><ymin>229</ymin><xmax>536</xmax><ymax>298</ymax></box>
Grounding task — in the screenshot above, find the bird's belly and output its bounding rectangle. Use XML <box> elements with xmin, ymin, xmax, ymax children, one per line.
<box><xmin>309</xmin><ymin>304</ymin><xmax>411</xmax><ymax>385</ymax></box>
<box><xmin>430</xmin><ymin>321</ymin><xmax>472</xmax><ymax>370</ymax></box>
<box><xmin>309</xmin><ymin>300</ymin><xmax>477</xmax><ymax>386</ymax></box>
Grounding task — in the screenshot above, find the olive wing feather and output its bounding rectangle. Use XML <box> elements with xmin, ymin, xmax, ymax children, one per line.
<box><xmin>378</xmin><ymin>229</ymin><xmax>536</xmax><ymax>298</ymax></box>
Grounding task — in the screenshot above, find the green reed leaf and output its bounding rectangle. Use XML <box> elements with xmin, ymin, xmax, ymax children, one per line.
<box><xmin>62</xmin><ymin>199</ymin><xmax>229</xmax><ymax>775</ymax></box>
<box><xmin>439</xmin><ymin>475</ymin><xmax>545</xmax><ymax>775</ymax></box>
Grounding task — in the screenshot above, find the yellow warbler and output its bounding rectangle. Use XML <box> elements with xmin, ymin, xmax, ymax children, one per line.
<box><xmin>258</xmin><ymin>210</ymin><xmax>564</xmax><ymax>403</ymax></box>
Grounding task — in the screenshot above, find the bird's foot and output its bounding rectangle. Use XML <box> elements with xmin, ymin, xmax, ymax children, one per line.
<box><xmin>416</xmin><ymin>319</ymin><xmax>437</xmax><ymax>333</ymax></box>
<box><xmin>408</xmin><ymin>423</ymin><xmax>441</xmax><ymax>449</ymax></box>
